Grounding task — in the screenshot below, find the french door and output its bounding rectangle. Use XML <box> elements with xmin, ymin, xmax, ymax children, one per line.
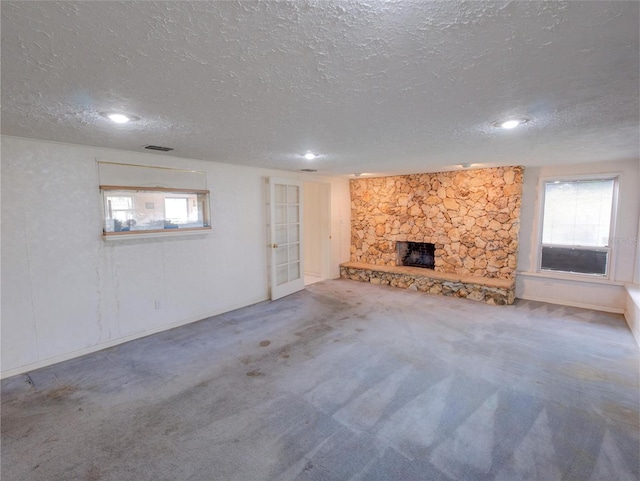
<box><xmin>269</xmin><ymin>178</ymin><xmax>304</xmax><ymax>300</ymax></box>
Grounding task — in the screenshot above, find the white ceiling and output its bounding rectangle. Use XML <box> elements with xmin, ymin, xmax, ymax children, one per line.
<box><xmin>2</xmin><ymin>1</ymin><xmax>638</xmax><ymax>176</ymax></box>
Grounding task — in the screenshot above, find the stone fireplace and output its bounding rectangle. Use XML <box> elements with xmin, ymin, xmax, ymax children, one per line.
<box><xmin>343</xmin><ymin>166</ymin><xmax>523</xmax><ymax>304</ymax></box>
<box><xmin>348</xmin><ymin>166</ymin><xmax>523</xmax><ymax>281</ymax></box>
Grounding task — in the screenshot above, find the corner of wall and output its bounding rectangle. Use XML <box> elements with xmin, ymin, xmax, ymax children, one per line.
<box><xmin>625</xmin><ymin>285</ymin><xmax>640</xmax><ymax>348</ymax></box>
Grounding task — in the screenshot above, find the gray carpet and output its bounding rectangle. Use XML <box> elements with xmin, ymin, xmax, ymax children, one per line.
<box><xmin>2</xmin><ymin>279</ymin><xmax>639</xmax><ymax>481</ymax></box>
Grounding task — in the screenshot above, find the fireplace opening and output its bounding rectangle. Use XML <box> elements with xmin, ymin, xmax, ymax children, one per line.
<box><xmin>396</xmin><ymin>241</ymin><xmax>435</xmax><ymax>269</ymax></box>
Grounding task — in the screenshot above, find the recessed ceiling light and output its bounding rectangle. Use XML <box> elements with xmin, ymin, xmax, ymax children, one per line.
<box><xmin>101</xmin><ymin>112</ymin><xmax>139</xmax><ymax>124</ymax></box>
<box><xmin>108</xmin><ymin>113</ymin><xmax>130</xmax><ymax>123</ymax></box>
<box><xmin>501</xmin><ymin>120</ymin><xmax>521</xmax><ymax>129</ymax></box>
<box><xmin>304</xmin><ymin>152</ymin><xmax>316</xmax><ymax>160</ymax></box>
<box><xmin>493</xmin><ymin>118</ymin><xmax>529</xmax><ymax>130</ymax></box>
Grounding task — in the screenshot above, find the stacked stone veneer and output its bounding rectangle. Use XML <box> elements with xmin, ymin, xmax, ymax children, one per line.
<box><xmin>350</xmin><ymin>166</ymin><xmax>523</xmax><ymax>280</ymax></box>
<box><xmin>339</xmin><ymin>264</ymin><xmax>515</xmax><ymax>305</ymax></box>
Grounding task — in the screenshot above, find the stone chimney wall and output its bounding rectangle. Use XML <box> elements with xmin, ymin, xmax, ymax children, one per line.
<box><xmin>350</xmin><ymin>166</ymin><xmax>523</xmax><ymax>279</ymax></box>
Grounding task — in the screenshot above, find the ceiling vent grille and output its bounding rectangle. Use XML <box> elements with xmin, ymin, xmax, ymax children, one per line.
<box><xmin>144</xmin><ymin>145</ymin><xmax>174</xmax><ymax>152</ymax></box>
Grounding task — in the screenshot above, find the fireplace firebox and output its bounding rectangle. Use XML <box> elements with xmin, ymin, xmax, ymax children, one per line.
<box><xmin>396</xmin><ymin>241</ymin><xmax>435</xmax><ymax>269</ymax></box>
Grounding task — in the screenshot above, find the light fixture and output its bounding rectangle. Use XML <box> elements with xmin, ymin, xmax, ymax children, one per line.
<box><xmin>460</xmin><ymin>163</ymin><xmax>472</xmax><ymax>169</ymax></box>
<box><xmin>304</xmin><ymin>152</ymin><xmax>316</xmax><ymax>160</ymax></box>
<box><xmin>493</xmin><ymin>118</ymin><xmax>529</xmax><ymax>130</ymax></box>
<box><xmin>108</xmin><ymin>113</ymin><xmax>130</xmax><ymax>123</ymax></box>
<box><xmin>101</xmin><ymin>112</ymin><xmax>139</xmax><ymax>124</ymax></box>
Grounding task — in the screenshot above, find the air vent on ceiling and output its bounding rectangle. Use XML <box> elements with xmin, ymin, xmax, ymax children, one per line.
<box><xmin>300</xmin><ymin>169</ymin><xmax>317</xmax><ymax>172</ymax></box>
<box><xmin>144</xmin><ymin>145</ymin><xmax>174</xmax><ymax>152</ymax></box>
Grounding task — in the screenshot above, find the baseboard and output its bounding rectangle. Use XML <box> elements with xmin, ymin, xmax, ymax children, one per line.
<box><xmin>0</xmin><ymin>295</ymin><xmax>269</xmax><ymax>380</ymax></box>
<box><xmin>516</xmin><ymin>295</ymin><xmax>625</xmax><ymax>314</ymax></box>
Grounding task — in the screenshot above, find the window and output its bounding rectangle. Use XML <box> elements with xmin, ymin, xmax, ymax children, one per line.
<box><xmin>106</xmin><ymin>196</ymin><xmax>134</xmax><ymax>223</ymax></box>
<box><xmin>538</xmin><ymin>177</ymin><xmax>617</xmax><ymax>276</ymax></box>
<box><xmin>101</xmin><ymin>186</ymin><xmax>210</xmax><ymax>236</ymax></box>
<box><xmin>164</xmin><ymin>197</ymin><xmax>189</xmax><ymax>222</ymax></box>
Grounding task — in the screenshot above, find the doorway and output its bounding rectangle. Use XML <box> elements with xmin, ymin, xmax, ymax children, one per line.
<box><xmin>303</xmin><ymin>181</ymin><xmax>331</xmax><ymax>286</ymax></box>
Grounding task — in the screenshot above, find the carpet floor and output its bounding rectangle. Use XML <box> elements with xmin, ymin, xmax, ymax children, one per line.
<box><xmin>2</xmin><ymin>279</ymin><xmax>639</xmax><ymax>481</ymax></box>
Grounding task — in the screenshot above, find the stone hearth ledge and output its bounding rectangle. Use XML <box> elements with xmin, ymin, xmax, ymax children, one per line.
<box><xmin>340</xmin><ymin>262</ymin><xmax>515</xmax><ymax>305</ymax></box>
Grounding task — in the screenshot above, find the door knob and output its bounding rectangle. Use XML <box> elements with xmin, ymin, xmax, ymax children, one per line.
<box><xmin>272</xmin><ymin>243</ymin><xmax>279</xmax><ymax>249</ymax></box>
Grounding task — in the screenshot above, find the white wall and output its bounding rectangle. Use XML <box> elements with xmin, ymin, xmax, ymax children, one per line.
<box><xmin>1</xmin><ymin>136</ymin><xmax>351</xmax><ymax>377</ymax></box>
<box><xmin>517</xmin><ymin>159</ymin><xmax>639</xmax><ymax>313</ymax></box>
<box><xmin>623</xmin><ymin>158</ymin><xmax>640</xmax><ymax>346</ymax></box>
<box><xmin>636</xmin><ymin>217</ymin><xmax>640</xmax><ymax>285</ymax></box>
<box><xmin>625</xmin><ymin>286</ymin><xmax>640</xmax><ymax>347</ymax></box>
<box><xmin>635</xmin><ymin>158</ymin><xmax>640</xmax><ymax>286</ymax></box>
<box><xmin>303</xmin><ymin>181</ymin><xmax>331</xmax><ymax>279</ymax></box>
<box><xmin>303</xmin><ymin>182</ymin><xmax>322</xmax><ymax>277</ymax></box>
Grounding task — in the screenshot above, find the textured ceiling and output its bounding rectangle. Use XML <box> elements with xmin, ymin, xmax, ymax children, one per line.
<box><xmin>2</xmin><ymin>1</ymin><xmax>639</xmax><ymax>176</ymax></box>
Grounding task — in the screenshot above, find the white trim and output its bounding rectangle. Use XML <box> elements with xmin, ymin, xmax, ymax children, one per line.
<box><xmin>269</xmin><ymin>177</ymin><xmax>305</xmax><ymax>300</ymax></box>
<box><xmin>537</xmin><ymin>172</ymin><xmax>623</xmax><ymax>183</ymax></box>
<box><xmin>0</xmin><ymin>295</ymin><xmax>268</xmax><ymax>380</ymax></box>
<box><xmin>516</xmin><ymin>294</ymin><xmax>625</xmax><ymax>314</ymax></box>
<box><xmin>535</xmin><ymin>173</ymin><xmax>620</xmax><ymax>280</ymax></box>
<box><xmin>624</xmin><ymin>284</ymin><xmax>640</xmax><ymax>347</ymax></box>
<box><xmin>96</xmin><ymin>159</ymin><xmax>207</xmax><ymax>175</ymax></box>
<box><xmin>626</xmin><ymin>284</ymin><xmax>640</xmax><ymax>304</ymax></box>
<box><xmin>517</xmin><ymin>270</ymin><xmax>625</xmax><ymax>286</ymax></box>
<box><xmin>103</xmin><ymin>229</ymin><xmax>211</xmax><ymax>241</ymax></box>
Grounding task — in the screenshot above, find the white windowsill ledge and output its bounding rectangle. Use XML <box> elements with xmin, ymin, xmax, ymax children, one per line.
<box><xmin>626</xmin><ymin>284</ymin><xmax>640</xmax><ymax>303</ymax></box>
<box><xmin>103</xmin><ymin>229</ymin><xmax>211</xmax><ymax>241</ymax></box>
<box><xmin>517</xmin><ymin>271</ymin><xmax>625</xmax><ymax>287</ymax></box>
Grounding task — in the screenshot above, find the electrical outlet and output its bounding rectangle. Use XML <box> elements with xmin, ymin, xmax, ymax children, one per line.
<box><xmin>155</xmin><ymin>300</ymin><xmax>162</xmax><ymax>309</ymax></box>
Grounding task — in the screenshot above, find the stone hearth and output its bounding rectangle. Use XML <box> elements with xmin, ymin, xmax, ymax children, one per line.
<box><xmin>340</xmin><ymin>262</ymin><xmax>515</xmax><ymax>305</ymax></box>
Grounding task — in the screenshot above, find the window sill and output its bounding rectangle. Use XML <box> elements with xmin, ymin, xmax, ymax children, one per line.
<box><xmin>626</xmin><ymin>284</ymin><xmax>640</xmax><ymax>302</ymax></box>
<box><xmin>517</xmin><ymin>270</ymin><xmax>625</xmax><ymax>286</ymax></box>
<box><xmin>103</xmin><ymin>227</ymin><xmax>211</xmax><ymax>241</ymax></box>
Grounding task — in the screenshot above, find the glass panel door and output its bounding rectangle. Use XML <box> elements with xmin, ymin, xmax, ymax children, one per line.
<box><xmin>269</xmin><ymin>178</ymin><xmax>304</xmax><ymax>300</ymax></box>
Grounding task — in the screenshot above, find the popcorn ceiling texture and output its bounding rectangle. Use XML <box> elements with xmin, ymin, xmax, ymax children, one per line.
<box><xmin>1</xmin><ymin>2</ymin><xmax>638</xmax><ymax>174</ymax></box>
<box><xmin>350</xmin><ymin>167</ymin><xmax>523</xmax><ymax>280</ymax></box>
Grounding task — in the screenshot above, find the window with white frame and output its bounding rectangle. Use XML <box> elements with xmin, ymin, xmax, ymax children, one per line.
<box><xmin>101</xmin><ymin>187</ymin><xmax>210</xmax><ymax>236</ymax></box>
<box><xmin>106</xmin><ymin>195</ymin><xmax>134</xmax><ymax>223</ymax></box>
<box><xmin>538</xmin><ymin>176</ymin><xmax>617</xmax><ymax>277</ymax></box>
